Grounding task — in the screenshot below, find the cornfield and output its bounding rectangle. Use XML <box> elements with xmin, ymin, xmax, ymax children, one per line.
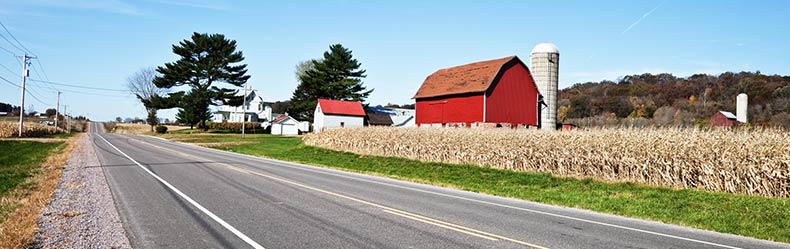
<box><xmin>0</xmin><ymin>121</ymin><xmax>61</xmax><ymax>138</ymax></box>
<box><xmin>304</xmin><ymin>127</ymin><xmax>790</xmax><ymax>197</ymax></box>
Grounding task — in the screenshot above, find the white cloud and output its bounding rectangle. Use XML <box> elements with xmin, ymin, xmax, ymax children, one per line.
<box><xmin>621</xmin><ymin>0</ymin><xmax>667</xmax><ymax>35</ymax></box>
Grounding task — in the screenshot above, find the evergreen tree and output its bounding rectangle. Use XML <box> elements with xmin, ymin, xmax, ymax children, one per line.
<box><xmin>174</xmin><ymin>92</ymin><xmax>212</xmax><ymax>129</ymax></box>
<box><xmin>154</xmin><ymin>32</ymin><xmax>250</xmax><ymax>130</ymax></box>
<box><xmin>290</xmin><ymin>44</ymin><xmax>372</xmax><ymax>121</ymax></box>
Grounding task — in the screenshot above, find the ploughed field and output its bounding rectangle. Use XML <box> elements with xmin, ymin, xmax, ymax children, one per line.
<box><xmin>304</xmin><ymin>127</ymin><xmax>790</xmax><ymax>198</ymax></box>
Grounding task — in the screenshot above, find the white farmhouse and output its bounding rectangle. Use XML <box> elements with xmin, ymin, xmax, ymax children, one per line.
<box><xmin>270</xmin><ymin>114</ymin><xmax>301</xmax><ymax>135</ymax></box>
<box><xmin>212</xmin><ymin>87</ymin><xmax>273</xmax><ymax>125</ymax></box>
<box><xmin>313</xmin><ymin>99</ymin><xmax>365</xmax><ymax>133</ymax></box>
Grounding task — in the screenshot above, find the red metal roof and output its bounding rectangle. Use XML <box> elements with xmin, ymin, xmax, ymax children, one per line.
<box><xmin>271</xmin><ymin>114</ymin><xmax>290</xmax><ymax>123</ymax></box>
<box><xmin>413</xmin><ymin>56</ymin><xmax>517</xmax><ymax>99</ymax></box>
<box><xmin>317</xmin><ymin>99</ymin><xmax>366</xmax><ymax>116</ymax></box>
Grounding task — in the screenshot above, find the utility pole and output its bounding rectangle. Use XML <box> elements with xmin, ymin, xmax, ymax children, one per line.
<box><xmin>241</xmin><ymin>83</ymin><xmax>248</xmax><ymax>139</ymax></box>
<box><xmin>54</xmin><ymin>91</ymin><xmax>60</xmax><ymax>130</ymax></box>
<box><xmin>17</xmin><ymin>54</ymin><xmax>36</xmax><ymax>137</ymax></box>
<box><xmin>63</xmin><ymin>105</ymin><xmax>70</xmax><ymax>133</ymax></box>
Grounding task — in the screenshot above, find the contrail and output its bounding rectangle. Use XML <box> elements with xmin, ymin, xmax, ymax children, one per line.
<box><xmin>621</xmin><ymin>0</ymin><xmax>667</xmax><ymax>35</ymax></box>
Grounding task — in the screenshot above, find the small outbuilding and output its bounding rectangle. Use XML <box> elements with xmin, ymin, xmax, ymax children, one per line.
<box><xmin>313</xmin><ymin>99</ymin><xmax>366</xmax><ymax>133</ymax></box>
<box><xmin>271</xmin><ymin>114</ymin><xmax>300</xmax><ymax>135</ymax></box>
<box><xmin>710</xmin><ymin>111</ymin><xmax>740</xmax><ymax>127</ymax></box>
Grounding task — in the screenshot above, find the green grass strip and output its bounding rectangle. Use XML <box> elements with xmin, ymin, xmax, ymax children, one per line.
<box><xmin>158</xmin><ymin>132</ymin><xmax>790</xmax><ymax>243</ymax></box>
<box><xmin>0</xmin><ymin>141</ymin><xmax>64</xmax><ymax>219</ymax></box>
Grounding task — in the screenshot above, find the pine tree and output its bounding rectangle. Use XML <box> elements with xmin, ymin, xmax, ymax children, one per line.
<box><xmin>290</xmin><ymin>44</ymin><xmax>372</xmax><ymax>121</ymax></box>
<box><xmin>154</xmin><ymin>32</ymin><xmax>250</xmax><ymax>130</ymax></box>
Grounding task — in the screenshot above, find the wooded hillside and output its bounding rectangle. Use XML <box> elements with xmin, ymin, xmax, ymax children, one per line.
<box><xmin>558</xmin><ymin>72</ymin><xmax>790</xmax><ymax>128</ymax></box>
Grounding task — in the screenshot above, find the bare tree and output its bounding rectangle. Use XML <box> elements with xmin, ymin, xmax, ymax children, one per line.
<box><xmin>294</xmin><ymin>59</ymin><xmax>318</xmax><ymax>81</ymax></box>
<box><xmin>127</xmin><ymin>68</ymin><xmax>168</xmax><ymax>132</ymax></box>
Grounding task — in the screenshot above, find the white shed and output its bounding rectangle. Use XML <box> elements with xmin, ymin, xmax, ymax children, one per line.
<box><xmin>313</xmin><ymin>99</ymin><xmax>366</xmax><ymax>133</ymax></box>
<box><xmin>270</xmin><ymin>114</ymin><xmax>300</xmax><ymax>136</ymax></box>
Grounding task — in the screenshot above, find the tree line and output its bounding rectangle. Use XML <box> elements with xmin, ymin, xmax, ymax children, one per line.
<box><xmin>558</xmin><ymin>72</ymin><xmax>790</xmax><ymax>128</ymax></box>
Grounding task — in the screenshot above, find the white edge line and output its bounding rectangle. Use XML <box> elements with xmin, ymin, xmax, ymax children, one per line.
<box><xmin>138</xmin><ymin>135</ymin><xmax>745</xmax><ymax>249</ymax></box>
<box><xmin>96</xmin><ymin>134</ymin><xmax>266</xmax><ymax>249</ymax></box>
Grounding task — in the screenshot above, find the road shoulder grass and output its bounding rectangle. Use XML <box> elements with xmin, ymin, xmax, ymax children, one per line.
<box><xmin>0</xmin><ymin>136</ymin><xmax>79</xmax><ymax>248</ymax></box>
<box><xmin>157</xmin><ymin>132</ymin><xmax>790</xmax><ymax>243</ymax></box>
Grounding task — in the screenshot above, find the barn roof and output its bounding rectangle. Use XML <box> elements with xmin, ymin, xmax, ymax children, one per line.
<box><xmin>413</xmin><ymin>56</ymin><xmax>524</xmax><ymax>99</ymax></box>
<box><xmin>317</xmin><ymin>99</ymin><xmax>366</xmax><ymax>116</ymax></box>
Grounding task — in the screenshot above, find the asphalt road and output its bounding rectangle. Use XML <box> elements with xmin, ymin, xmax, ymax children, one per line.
<box><xmin>88</xmin><ymin>123</ymin><xmax>788</xmax><ymax>249</ymax></box>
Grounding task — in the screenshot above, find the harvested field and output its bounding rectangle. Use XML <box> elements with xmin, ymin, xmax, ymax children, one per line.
<box><xmin>304</xmin><ymin>127</ymin><xmax>790</xmax><ymax>197</ymax></box>
<box><xmin>0</xmin><ymin>121</ymin><xmax>62</xmax><ymax>138</ymax></box>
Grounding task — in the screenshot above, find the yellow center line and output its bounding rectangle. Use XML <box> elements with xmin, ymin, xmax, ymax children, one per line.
<box><xmin>224</xmin><ymin>165</ymin><xmax>548</xmax><ymax>249</ymax></box>
<box><xmin>381</xmin><ymin>209</ymin><xmax>499</xmax><ymax>241</ymax></box>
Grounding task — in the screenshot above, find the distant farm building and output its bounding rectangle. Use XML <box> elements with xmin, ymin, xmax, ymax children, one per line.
<box><xmin>366</xmin><ymin>112</ymin><xmax>393</xmax><ymax>126</ymax></box>
<box><xmin>710</xmin><ymin>93</ymin><xmax>748</xmax><ymax>127</ymax></box>
<box><xmin>270</xmin><ymin>114</ymin><xmax>301</xmax><ymax>135</ymax></box>
<box><xmin>560</xmin><ymin>123</ymin><xmax>578</xmax><ymax>130</ymax></box>
<box><xmin>412</xmin><ymin>56</ymin><xmax>540</xmax><ymax>128</ymax></box>
<box><xmin>710</xmin><ymin>111</ymin><xmax>740</xmax><ymax>127</ymax></box>
<box><xmin>366</xmin><ymin>105</ymin><xmax>416</xmax><ymax>127</ymax></box>
<box><xmin>313</xmin><ymin>99</ymin><xmax>366</xmax><ymax>133</ymax></box>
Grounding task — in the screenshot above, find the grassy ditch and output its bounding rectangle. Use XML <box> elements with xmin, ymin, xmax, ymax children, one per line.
<box><xmin>0</xmin><ymin>138</ymin><xmax>74</xmax><ymax>248</ymax></box>
<box><xmin>156</xmin><ymin>132</ymin><xmax>790</xmax><ymax>243</ymax></box>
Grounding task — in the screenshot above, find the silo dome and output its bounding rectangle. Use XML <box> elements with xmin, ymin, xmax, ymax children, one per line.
<box><xmin>531</xmin><ymin>43</ymin><xmax>560</xmax><ymax>54</ymax></box>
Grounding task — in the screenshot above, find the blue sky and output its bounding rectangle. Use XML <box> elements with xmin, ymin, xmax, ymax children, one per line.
<box><xmin>0</xmin><ymin>0</ymin><xmax>788</xmax><ymax>121</ymax></box>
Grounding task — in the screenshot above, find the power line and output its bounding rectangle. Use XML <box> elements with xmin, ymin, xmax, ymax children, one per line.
<box><xmin>29</xmin><ymin>78</ymin><xmax>126</xmax><ymax>92</ymax></box>
<box><xmin>27</xmin><ymin>64</ymin><xmax>57</xmax><ymax>92</ymax></box>
<box><xmin>34</xmin><ymin>59</ymin><xmax>50</xmax><ymax>81</ymax></box>
<box><xmin>0</xmin><ymin>20</ymin><xmax>51</xmax><ymax>82</ymax></box>
<box><xmin>0</xmin><ymin>62</ymin><xmax>17</xmax><ymax>76</ymax></box>
<box><xmin>59</xmin><ymin>88</ymin><xmax>130</xmax><ymax>98</ymax></box>
<box><xmin>26</xmin><ymin>79</ymin><xmax>58</xmax><ymax>97</ymax></box>
<box><xmin>0</xmin><ymin>32</ymin><xmax>23</xmax><ymax>53</ymax></box>
<box><xmin>0</xmin><ymin>73</ymin><xmax>49</xmax><ymax>106</ymax></box>
<box><xmin>0</xmin><ymin>21</ymin><xmax>34</xmax><ymax>55</ymax></box>
<box><xmin>0</xmin><ymin>73</ymin><xmax>20</xmax><ymax>88</ymax></box>
<box><xmin>0</xmin><ymin>45</ymin><xmax>14</xmax><ymax>55</ymax></box>
<box><xmin>25</xmin><ymin>89</ymin><xmax>50</xmax><ymax>106</ymax></box>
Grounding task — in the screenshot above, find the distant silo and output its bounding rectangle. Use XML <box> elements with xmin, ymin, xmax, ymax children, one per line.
<box><xmin>736</xmin><ymin>93</ymin><xmax>748</xmax><ymax>123</ymax></box>
<box><xmin>531</xmin><ymin>43</ymin><xmax>560</xmax><ymax>130</ymax></box>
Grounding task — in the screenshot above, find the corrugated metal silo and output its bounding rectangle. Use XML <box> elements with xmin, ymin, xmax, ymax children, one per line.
<box><xmin>737</xmin><ymin>93</ymin><xmax>748</xmax><ymax>123</ymax></box>
<box><xmin>531</xmin><ymin>43</ymin><xmax>560</xmax><ymax>130</ymax></box>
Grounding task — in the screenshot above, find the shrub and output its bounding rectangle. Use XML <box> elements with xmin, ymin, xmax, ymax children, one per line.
<box><xmin>155</xmin><ymin>125</ymin><xmax>168</xmax><ymax>134</ymax></box>
<box><xmin>208</xmin><ymin>121</ymin><xmax>260</xmax><ymax>133</ymax></box>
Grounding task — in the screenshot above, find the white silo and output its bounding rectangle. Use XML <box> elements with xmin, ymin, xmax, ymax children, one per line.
<box><xmin>531</xmin><ymin>43</ymin><xmax>560</xmax><ymax>130</ymax></box>
<box><xmin>736</xmin><ymin>93</ymin><xmax>748</xmax><ymax>123</ymax></box>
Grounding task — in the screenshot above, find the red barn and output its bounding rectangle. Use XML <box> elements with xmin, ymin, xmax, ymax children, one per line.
<box><xmin>710</xmin><ymin>111</ymin><xmax>740</xmax><ymax>127</ymax></box>
<box><xmin>412</xmin><ymin>56</ymin><xmax>540</xmax><ymax>127</ymax></box>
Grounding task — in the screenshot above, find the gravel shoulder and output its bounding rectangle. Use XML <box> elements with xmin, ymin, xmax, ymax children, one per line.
<box><xmin>32</xmin><ymin>133</ymin><xmax>131</xmax><ymax>248</ymax></box>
